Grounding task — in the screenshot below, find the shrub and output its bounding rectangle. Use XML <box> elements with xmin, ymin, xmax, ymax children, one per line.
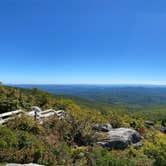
<box><xmin>53</xmin><ymin>142</ymin><xmax>72</xmax><ymax>165</ymax></box>
<box><xmin>0</xmin><ymin>126</ymin><xmax>18</xmax><ymax>150</ymax></box>
<box><xmin>7</xmin><ymin>115</ymin><xmax>44</xmax><ymax>135</ymax></box>
<box><xmin>87</xmin><ymin>147</ymin><xmax>136</xmax><ymax>166</ymax></box>
<box><xmin>144</xmin><ymin>139</ymin><xmax>166</xmax><ymax>166</ymax></box>
<box><xmin>0</xmin><ymin>126</ymin><xmax>46</xmax><ymax>164</ymax></box>
<box><xmin>16</xmin><ymin>131</ymin><xmax>45</xmax><ymax>163</ymax></box>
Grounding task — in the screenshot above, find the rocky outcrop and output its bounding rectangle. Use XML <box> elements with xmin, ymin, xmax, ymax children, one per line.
<box><xmin>144</xmin><ymin>121</ymin><xmax>154</xmax><ymax>128</ymax></box>
<box><xmin>93</xmin><ymin>124</ymin><xmax>112</xmax><ymax>132</ymax></box>
<box><xmin>98</xmin><ymin>128</ymin><xmax>142</xmax><ymax>150</ymax></box>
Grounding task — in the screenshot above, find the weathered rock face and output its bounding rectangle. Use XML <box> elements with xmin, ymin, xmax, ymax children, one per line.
<box><xmin>93</xmin><ymin>124</ymin><xmax>112</xmax><ymax>132</ymax></box>
<box><xmin>6</xmin><ymin>164</ymin><xmax>44</xmax><ymax>166</ymax></box>
<box><xmin>98</xmin><ymin>128</ymin><xmax>142</xmax><ymax>150</ymax></box>
<box><xmin>144</xmin><ymin>121</ymin><xmax>154</xmax><ymax>128</ymax></box>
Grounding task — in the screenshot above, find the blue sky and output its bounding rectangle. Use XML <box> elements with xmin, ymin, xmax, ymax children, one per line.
<box><xmin>0</xmin><ymin>0</ymin><xmax>166</xmax><ymax>84</ymax></box>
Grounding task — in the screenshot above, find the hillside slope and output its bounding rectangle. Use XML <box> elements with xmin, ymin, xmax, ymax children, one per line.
<box><xmin>1</xmin><ymin>85</ymin><xmax>166</xmax><ymax>166</ymax></box>
<box><xmin>10</xmin><ymin>84</ymin><xmax>166</xmax><ymax>111</ymax></box>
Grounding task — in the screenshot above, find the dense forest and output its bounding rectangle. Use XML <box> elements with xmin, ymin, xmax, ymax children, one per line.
<box><xmin>1</xmin><ymin>84</ymin><xmax>166</xmax><ymax>165</ymax></box>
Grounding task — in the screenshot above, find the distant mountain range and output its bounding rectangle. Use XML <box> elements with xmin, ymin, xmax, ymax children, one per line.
<box><xmin>7</xmin><ymin>84</ymin><xmax>166</xmax><ymax>111</ymax></box>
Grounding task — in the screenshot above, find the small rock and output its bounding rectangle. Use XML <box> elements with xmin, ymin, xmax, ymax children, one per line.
<box><xmin>144</xmin><ymin>121</ymin><xmax>154</xmax><ymax>128</ymax></box>
<box><xmin>158</xmin><ymin>127</ymin><xmax>166</xmax><ymax>134</ymax></box>
<box><xmin>93</xmin><ymin>124</ymin><xmax>112</xmax><ymax>132</ymax></box>
<box><xmin>133</xmin><ymin>141</ymin><xmax>143</xmax><ymax>149</ymax></box>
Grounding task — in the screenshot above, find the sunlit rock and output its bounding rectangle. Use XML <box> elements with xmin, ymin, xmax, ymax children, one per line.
<box><xmin>98</xmin><ymin>128</ymin><xmax>142</xmax><ymax>150</ymax></box>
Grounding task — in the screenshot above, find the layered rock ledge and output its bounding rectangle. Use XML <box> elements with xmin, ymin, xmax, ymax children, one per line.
<box><xmin>97</xmin><ymin>127</ymin><xmax>142</xmax><ymax>150</ymax></box>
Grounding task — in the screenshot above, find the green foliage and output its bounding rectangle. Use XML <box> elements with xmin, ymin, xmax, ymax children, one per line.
<box><xmin>16</xmin><ymin>131</ymin><xmax>45</xmax><ymax>163</ymax></box>
<box><xmin>0</xmin><ymin>86</ymin><xmax>58</xmax><ymax>113</ymax></box>
<box><xmin>53</xmin><ymin>142</ymin><xmax>72</xmax><ymax>165</ymax></box>
<box><xmin>0</xmin><ymin>126</ymin><xmax>45</xmax><ymax>164</ymax></box>
<box><xmin>109</xmin><ymin>111</ymin><xmax>123</xmax><ymax>128</ymax></box>
<box><xmin>143</xmin><ymin>132</ymin><xmax>166</xmax><ymax>166</ymax></box>
<box><xmin>87</xmin><ymin>147</ymin><xmax>137</xmax><ymax>166</ymax></box>
<box><xmin>1</xmin><ymin>85</ymin><xmax>166</xmax><ymax>165</ymax></box>
<box><xmin>161</xmin><ymin>119</ymin><xmax>166</xmax><ymax>127</ymax></box>
<box><xmin>7</xmin><ymin>115</ymin><xmax>44</xmax><ymax>135</ymax></box>
<box><xmin>133</xmin><ymin>105</ymin><xmax>166</xmax><ymax>122</ymax></box>
<box><xmin>0</xmin><ymin>126</ymin><xmax>17</xmax><ymax>150</ymax></box>
<box><xmin>38</xmin><ymin>85</ymin><xmax>166</xmax><ymax>111</ymax></box>
<box><xmin>129</xmin><ymin>120</ymin><xmax>143</xmax><ymax>132</ymax></box>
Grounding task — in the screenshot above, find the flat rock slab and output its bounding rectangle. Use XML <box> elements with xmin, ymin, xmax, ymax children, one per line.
<box><xmin>98</xmin><ymin>128</ymin><xmax>142</xmax><ymax>150</ymax></box>
<box><xmin>6</xmin><ymin>164</ymin><xmax>44</xmax><ymax>166</ymax></box>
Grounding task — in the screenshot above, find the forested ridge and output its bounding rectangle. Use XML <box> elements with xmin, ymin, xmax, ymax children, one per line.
<box><xmin>13</xmin><ymin>84</ymin><xmax>166</xmax><ymax>111</ymax></box>
<box><xmin>1</xmin><ymin>84</ymin><xmax>166</xmax><ymax>166</ymax></box>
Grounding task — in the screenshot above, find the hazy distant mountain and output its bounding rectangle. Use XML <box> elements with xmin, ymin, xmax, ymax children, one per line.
<box><xmin>8</xmin><ymin>84</ymin><xmax>166</xmax><ymax>111</ymax></box>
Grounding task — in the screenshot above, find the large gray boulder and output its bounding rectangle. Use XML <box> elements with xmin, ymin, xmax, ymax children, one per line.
<box><xmin>98</xmin><ymin>128</ymin><xmax>142</xmax><ymax>150</ymax></box>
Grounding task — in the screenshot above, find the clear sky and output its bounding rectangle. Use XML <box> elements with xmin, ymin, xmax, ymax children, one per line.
<box><xmin>0</xmin><ymin>0</ymin><xmax>166</xmax><ymax>84</ymax></box>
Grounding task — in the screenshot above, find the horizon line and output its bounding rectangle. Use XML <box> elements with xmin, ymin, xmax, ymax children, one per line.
<box><xmin>4</xmin><ymin>82</ymin><xmax>166</xmax><ymax>86</ymax></box>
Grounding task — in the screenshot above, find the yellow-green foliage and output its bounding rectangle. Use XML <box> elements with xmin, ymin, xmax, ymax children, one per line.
<box><xmin>7</xmin><ymin>115</ymin><xmax>44</xmax><ymax>134</ymax></box>
<box><xmin>1</xmin><ymin>85</ymin><xmax>166</xmax><ymax>165</ymax></box>
<box><xmin>0</xmin><ymin>126</ymin><xmax>45</xmax><ymax>164</ymax></box>
<box><xmin>143</xmin><ymin>131</ymin><xmax>166</xmax><ymax>166</ymax></box>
